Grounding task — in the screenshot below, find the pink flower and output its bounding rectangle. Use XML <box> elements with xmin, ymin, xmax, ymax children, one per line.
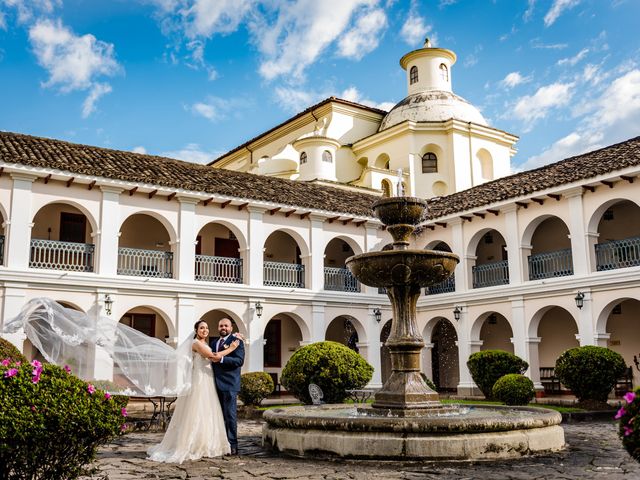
<box><xmin>624</xmin><ymin>425</ymin><xmax>634</xmax><ymax>436</ymax></box>
<box><xmin>121</xmin><ymin>407</ymin><xmax>128</xmax><ymax>417</ymax></box>
<box><xmin>121</xmin><ymin>423</ymin><xmax>128</xmax><ymax>432</ymax></box>
<box><xmin>4</xmin><ymin>368</ymin><xmax>18</xmax><ymax>378</ymax></box>
<box><xmin>31</xmin><ymin>405</ymin><xmax>37</xmax><ymax>412</ymax></box>
<box><xmin>1</xmin><ymin>359</ymin><xmax>10</xmax><ymax>367</ymax></box>
<box><xmin>104</xmin><ymin>392</ymin><xmax>112</xmax><ymax>400</ymax></box>
<box><xmin>31</xmin><ymin>373</ymin><xmax>41</xmax><ymax>384</ymax></box>
<box><xmin>63</xmin><ymin>365</ymin><xmax>71</xmax><ymax>374</ymax></box>
<box><xmin>31</xmin><ymin>360</ymin><xmax>42</xmax><ymax>369</ymax></box>
<box><xmin>624</xmin><ymin>392</ymin><xmax>636</xmax><ymax>404</ymax></box>
<box><xmin>87</xmin><ymin>384</ymin><xmax>96</xmax><ymax>394</ymax></box>
<box><xmin>615</xmin><ymin>407</ymin><xmax>626</xmax><ymax>420</ymax></box>
<box><xmin>14</xmin><ymin>362</ymin><xmax>21</xmax><ymax>367</ymax></box>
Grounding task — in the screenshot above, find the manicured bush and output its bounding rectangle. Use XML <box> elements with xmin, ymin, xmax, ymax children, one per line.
<box><xmin>281</xmin><ymin>341</ymin><xmax>373</xmax><ymax>404</ymax></box>
<box><xmin>554</xmin><ymin>346</ymin><xmax>626</xmax><ymax>404</ymax></box>
<box><xmin>467</xmin><ymin>350</ymin><xmax>529</xmax><ymax>399</ymax></box>
<box><xmin>239</xmin><ymin>371</ymin><xmax>274</xmax><ymax>406</ymax></box>
<box><xmin>616</xmin><ymin>388</ymin><xmax>640</xmax><ymax>462</ymax></box>
<box><xmin>492</xmin><ymin>374</ymin><xmax>535</xmax><ymax>406</ymax></box>
<box><xmin>420</xmin><ymin>372</ymin><xmax>438</xmax><ymax>392</ymax></box>
<box><xmin>0</xmin><ymin>359</ymin><xmax>128</xmax><ymax>479</ymax></box>
<box><xmin>0</xmin><ymin>338</ymin><xmax>27</xmax><ymax>363</ymax></box>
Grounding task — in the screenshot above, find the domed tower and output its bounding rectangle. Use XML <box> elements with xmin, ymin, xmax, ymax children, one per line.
<box><xmin>371</xmin><ymin>39</ymin><xmax>517</xmax><ymax>197</ymax></box>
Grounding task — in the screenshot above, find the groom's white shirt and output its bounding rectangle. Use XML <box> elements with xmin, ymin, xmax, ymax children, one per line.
<box><xmin>217</xmin><ymin>335</ymin><xmax>231</xmax><ymax>363</ymax></box>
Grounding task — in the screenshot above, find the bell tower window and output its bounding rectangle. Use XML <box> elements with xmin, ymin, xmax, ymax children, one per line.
<box><xmin>300</xmin><ymin>151</ymin><xmax>307</xmax><ymax>164</ymax></box>
<box><xmin>410</xmin><ymin>66</ymin><xmax>419</xmax><ymax>85</ymax></box>
<box><xmin>439</xmin><ymin>63</ymin><xmax>449</xmax><ymax>82</ymax></box>
<box><xmin>421</xmin><ymin>152</ymin><xmax>438</xmax><ymax>173</ymax></box>
<box><xmin>322</xmin><ymin>150</ymin><xmax>333</xmax><ymax>163</ymax></box>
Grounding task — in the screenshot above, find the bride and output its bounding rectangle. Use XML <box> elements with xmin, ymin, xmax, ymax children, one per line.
<box><xmin>148</xmin><ymin>320</ymin><xmax>240</xmax><ymax>463</ymax></box>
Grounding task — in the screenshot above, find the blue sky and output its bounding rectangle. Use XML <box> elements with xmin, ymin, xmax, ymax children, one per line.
<box><xmin>0</xmin><ymin>0</ymin><xmax>639</xmax><ymax>170</ymax></box>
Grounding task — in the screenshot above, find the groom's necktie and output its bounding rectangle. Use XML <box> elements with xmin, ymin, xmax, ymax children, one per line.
<box><xmin>216</xmin><ymin>337</ymin><xmax>224</xmax><ymax>352</ymax></box>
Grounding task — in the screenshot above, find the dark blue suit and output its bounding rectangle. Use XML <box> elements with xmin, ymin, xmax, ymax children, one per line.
<box><xmin>210</xmin><ymin>335</ymin><xmax>244</xmax><ymax>450</ymax></box>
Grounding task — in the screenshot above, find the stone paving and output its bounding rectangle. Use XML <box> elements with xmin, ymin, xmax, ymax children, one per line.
<box><xmin>82</xmin><ymin>419</ymin><xmax>640</xmax><ymax>479</ymax></box>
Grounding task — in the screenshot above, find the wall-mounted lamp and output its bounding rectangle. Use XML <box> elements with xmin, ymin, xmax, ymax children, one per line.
<box><xmin>575</xmin><ymin>291</ymin><xmax>585</xmax><ymax>309</ymax></box>
<box><xmin>104</xmin><ymin>294</ymin><xmax>113</xmax><ymax>316</ymax></box>
<box><xmin>373</xmin><ymin>307</ymin><xmax>382</xmax><ymax>323</ymax></box>
<box><xmin>453</xmin><ymin>306</ymin><xmax>461</xmax><ymax>321</ymax></box>
<box><xmin>255</xmin><ymin>301</ymin><xmax>263</xmax><ymax>318</ymax></box>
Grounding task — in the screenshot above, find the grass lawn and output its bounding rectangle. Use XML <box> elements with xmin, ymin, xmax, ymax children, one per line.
<box><xmin>440</xmin><ymin>398</ymin><xmax>585</xmax><ymax>413</ymax></box>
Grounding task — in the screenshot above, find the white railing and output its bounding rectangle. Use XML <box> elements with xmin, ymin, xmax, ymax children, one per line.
<box><xmin>264</xmin><ymin>261</ymin><xmax>305</xmax><ymax>288</ymax></box>
<box><xmin>324</xmin><ymin>267</ymin><xmax>360</xmax><ymax>292</ymax></box>
<box><xmin>29</xmin><ymin>239</ymin><xmax>94</xmax><ymax>272</ymax></box>
<box><xmin>195</xmin><ymin>255</ymin><xmax>242</xmax><ymax>283</ymax></box>
<box><xmin>117</xmin><ymin>247</ymin><xmax>173</xmax><ymax>278</ymax></box>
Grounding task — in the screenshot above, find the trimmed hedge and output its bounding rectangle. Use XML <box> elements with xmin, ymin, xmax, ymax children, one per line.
<box><xmin>616</xmin><ymin>388</ymin><xmax>640</xmax><ymax>462</ymax></box>
<box><xmin>554</xmin><ymin>346</ymin><xmax>626</xmax><ymax>403</ymax></box>
<box><xmin>281</xmin><ymin>341</ymin><xmax>373</xmax><ymax>404</ymax></box>
<box><xmin>240</xmin><ymin>372</ymin><xmax>274</xmax><ymax>406</ymax></box>
<box><xmin>0</xmin><ymin>359</ymin><xmax>128</xmax><ymax>479</ymax></box>
<box><xmin>467</xmin><ymin>350</ymin><xmax>529</xmax><ymax>399</ymax></box>
<box><xmin>492</xmin><ymin>374</ymin><xmax>535</xmax><ymax>406</ymax></box>
<box><xmin>0</xmin><ymin>338</ymin><xmax>27</xmax><ymax>363</ymax></box>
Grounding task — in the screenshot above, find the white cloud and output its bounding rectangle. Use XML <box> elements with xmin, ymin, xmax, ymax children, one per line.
<box><xmin>274</xmin><ymin>85</ymin><xmax>392</xmax><ymax>113</ymax></box>
<box><xmin>544</xmin><ymin>0</ymin><xmax>581</xmax><ymax>27</ymax></box>
<box><xmin>400</xmin><ymin>7</ymin><xmax>431</xmax><ymax>46</ymax></box>
<box><xmin>337</xmin><ymin>7</ymin><xmax>386</xmax><ymax>60</ymax></box>
<box><xmin>500</xmin><ymin>71</ymin><xmax>532</xmax><ymax>89</ymax></box>
<box><xmin>339</xmin><ymin>86</ymin><xmax>393</xmax><ymax>110</ymax></box>
<box><xmin>187</xmin><ymin>95</ymin><xmax>240</xmax><ymax>122</ymax></box>
<box><xmin>3</xmin><ymin>0</ymin><xmax>61</xmax><ymax>24</ymax></box>
<box><xmin>28</xmin><ymin>19</ymin><xmax>121</xmax><ymax>117</ymax></box>
<box><xmin>132</xmin><ymin>146</ymin><xmax>147</xmax><ymax>154</ymax></box>
<box><xmin>530</xmin><ymin>38</ymin><xmax>568</xmax><ymax>50</ymax></box>
<box><xmin>0</xmin><ymin>10</ymin><xmax>6</xmax><ymax>30</ymax></box>
<box><xmin>523</xmin><ymin>0</ymin><xmax>536</xmax><ymax>22</ymax></box>
<box><xmin>520</xmin><ymin>132</ymin><xmax>600</xmax><ymax>170</ymax></box>
<box><xmin>511</xmin><ymin>82</ymin><xmax>574</xmax><ymax>130</ymax></box>
<box><xmin>162</xmin><ymin>143</ymin><xmax>222</xmax><ymax>164</ymax></box>
<box><xmin>439</xmin><ymin>0</ymin><xmax>456</xmax><ymax>6</ymax></box>
<box><xmin>557</xmin><ymin>47</ymin><xmax>589</xmax><ymax>67</ymax></box>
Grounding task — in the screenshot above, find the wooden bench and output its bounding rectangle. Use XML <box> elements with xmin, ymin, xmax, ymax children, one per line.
<box><xmin>615</xmin><ymin>366</ymin><xmax>634</xmax><ymax>396</ymax></box>
<box><xmin>539</xmin><ymin>367</ymin><xmax>563</xmax><ymax>395</ymax></box>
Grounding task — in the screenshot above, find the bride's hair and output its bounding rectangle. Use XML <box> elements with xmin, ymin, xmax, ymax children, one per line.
<box><xmin>193</xmin><ymin>320</ymin><xmax>208</xmax><ymax>339</ymax></box>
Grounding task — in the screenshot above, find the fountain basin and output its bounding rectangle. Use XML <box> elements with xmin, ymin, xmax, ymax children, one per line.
<box><xmin>263</xmin><ymin>404</ymin><xmax>565</xmax><ymax>460</ymax></box>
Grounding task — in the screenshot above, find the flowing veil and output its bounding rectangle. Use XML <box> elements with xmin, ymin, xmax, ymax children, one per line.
<box><xmin>2</xmin><ymin>298</ymin><xmax>194</xmax><ymax>396</ymax></box>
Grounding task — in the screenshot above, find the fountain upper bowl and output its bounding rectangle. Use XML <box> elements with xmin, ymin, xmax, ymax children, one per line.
<box><xmin>373</xmin><ymin>196</ymin><xmax>429</xmax><ymax>226</ymax></box>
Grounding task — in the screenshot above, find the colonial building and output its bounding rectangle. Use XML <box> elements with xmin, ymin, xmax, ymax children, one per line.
<box><xmin>1</xmin><ymin>40</ymin><xmax>638</xmax><ymax>395</ymax></box>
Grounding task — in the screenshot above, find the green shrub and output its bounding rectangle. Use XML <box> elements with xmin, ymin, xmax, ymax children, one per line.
<box><xmin>420</xmin><ymin>372</ymin><xmax>437</xmax><ymax>392</ymax></box>
<box><xmin>281</xmin><ymin>341</ymin><xmax>373</xmax><ymax>404</ymax></box>
<box><xmin>554</xmin><ymin>346</ymin><xmax>626</xmax><ymax>403</ymax></box>
<box><xmin>0</xmin><ymin>338</ymin><xmax>27</xmax><ymax>363</ymax></box>
<box><xmin>616</xmin><ymin>388</ymin><xmax>640</xmax><ymax>462</ymax></box>
<box><xmin>0</xmin><ymin>359</ymin><xmax>128</xmax><ymax>479</ymax></box>
<box><xmin>240</xmin><ymin>372</ymin><xmax>274</xmax><ymax>406</ymax></box>
<box><xmin>467</xmin><ymin>350</ymin><xmax>529</xmax><ymax>399</ymax></box>
<box><xmin>492</xmin><ymin>374</ymin><xmax>535</xmax><ymax>406</ymax></box>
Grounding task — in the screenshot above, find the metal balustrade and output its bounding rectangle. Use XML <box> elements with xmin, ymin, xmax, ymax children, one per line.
<box><xmin>264</xmin><ymin>261</ymin><xmax>305</xmax><ymax>288</ymax></box>
<box><xmin>324</xmin><ymin>267</ymin><xmax>360</xmax><ymax>292</ymax></box>
<box><xmin>528</xmin><ymin>248</ymin><xmax>573</xmax><ymax>280</ymax></box>
<box><xmin>425</xmin><ymin>274</ymin><xmax>455</xmax><ymax>295</ymax></box>
<box><xmin>0</xmin><ymin>235</ymin><xmax>4</xmax><ymax>265</ymax></box>
<box><xmin>118</xmin><ymin>247</ymin><xmax>173</xmax><ymax>278</ymax></box>
<box><xmin>195</xmin><ymin>255</ymin><xmax>242</xmax><ymax>283</ymax></box>
<box><xmin>29</xmin><ymin>239</ymin><xmax>95</xmax><ymax>272</ymax></box>
<box><xmin>595</xmin><ymin>236</ymin><xmax>640</xmax><ymax>271</ymax></box>
<box><xmin>472</xmin><ymin>260</ymin><xmax>509</xmax><ymax>288</ymax></box>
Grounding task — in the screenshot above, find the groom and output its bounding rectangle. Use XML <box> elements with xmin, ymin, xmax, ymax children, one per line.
<box><xmin>210</xmin><ymin>318</ymin><xmax>245</xmax><ymax>455</ymax></box>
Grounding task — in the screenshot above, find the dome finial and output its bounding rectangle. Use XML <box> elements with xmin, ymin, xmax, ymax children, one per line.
<box><xmin>423</xmin><ymin>37</ymin><xmax>431</xmax><ymax>48</ymax></box>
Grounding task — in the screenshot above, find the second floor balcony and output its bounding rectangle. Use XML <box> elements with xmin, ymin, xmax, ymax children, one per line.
<box><xmin>324</xmin><ymin>267</ymin><xmax>360</xmax><ymax>293</ymax></box>
<box><xmin>117</xmin><ymin>247</ymin><xmax>173</xmax><ymax>279</ymax></box>
<box><xmin>30</xmin><ymin>239</ymin><xmax>95</xmax><ymax>272</ymax></box>
<box><xmin>425</xmin><ymin>274</ymin><xmax>455</xmax><ymax>295</ymax></box>
<box><xmin>264</xmin><ymin>261</ymin><xmax>305</xmax><ymax>288</ymax></box>
<box><xmin>195</xmin><ymin>255</ymin><xmax>242</xmax><ymax>283</ymax></box>
<box><xmin>528</xmin><ymin>248</ymin><xmax>573</xmax><ymax>280</ymax></box>
<box><xmin>472</xmin><ymin>260</ymin><xmax>509</xmax><ymax>289</ymax></box>
<box><xmin>595</xmin><ymin>236</ymin><xmax>640</xmax><ymax>271</ymax></box>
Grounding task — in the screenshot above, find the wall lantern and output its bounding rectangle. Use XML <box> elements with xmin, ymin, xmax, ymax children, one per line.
<box><xmin>255</xmin><ymin>301</ymin><xmax>263</xmax><ymax>318</ymax></box>
<box><xmin>453</xmin><ymin>306</ymin><xmax>462</xmax><ymax>321</ymax></box>
<box><xmin>574</xmin><ymin>291</ymin><xmax>585</xmax><ymax>309</ymax></box>
<box><xmin>373</xmin><ymin>308</ymin><xmax>382</xmax><ymax>323</ymax></box>
<box><xmin>104</xmin><ymin>294</ymin><xmax>113</xmax><ymax>316</ymax></box>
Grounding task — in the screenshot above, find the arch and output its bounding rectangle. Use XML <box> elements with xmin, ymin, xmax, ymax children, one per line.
<box><xmin>527</xmin><ymin>305</ymin><xmax>577</xmax><ymax>339</ymax></box>
<box><xmin>264</xmin><ymin>228</ymin><xmax>310</xmax><ymax>260</ymax></box>
<box><xmin>424</xmin><ymin>240</ymin><xmax>452</xmax><ymax>252</ymax></box>
<box><xmin>429</xmin><ymin>318</ymin><xmax>458</xmax><ymax>390</ymax></box>
<box><xmin>119</xmin><ymin>210</ymin><xmax>177</xmax><ymax>245</ymax></box>
<box><xmin>471</xmin><ymin>312</ymin><xmax>514</xmax><ymax>353</ymax></box>
<box><xmin>467</xmin><ymin>227</ymin><xmax>507</xmax><ymax>259</ymax></box>
<box><xmin>380</xmin><ymin>319</ymin><xmax>392</xmax><ymax>384</ymax></box>
<box><xmin>0</xmin><ymin>202</ymin><xmax>9</xmax><ymax>225</ymax></box>
<box><xmin>195</xmin><ymin>220</ymin><xmax>247</xmax><ymax>254</ymax></box>
<box><xmin>357</xmin><ymin>157</ymin><xmax>368</xmax><ymax>168</ymax></box>
<box><xmin>432</xmin><ymin>181</ymin><xmax>447</xmax><ymax>196</ymax></box>
<box><xmin>325</xmin><ymin>315</ymin><xmax>364</xmax><ymax>353</ymax></box>
<box><xmin>410</xmin><ymin>65</ymin><xmax>419</xmax><ymax>84</ymax></box>
<box><xmin>324</xmin><ymin>235</ymin><xmax>363</xmax><ymax>258</ymax></box>
<box><xmin>118</xmin><ymin>304</ymin><xmax>175</xmax><ymax>339</ymax></box>
<box><xmin>55</xmin><ymin>300</ymin><xmax>85</xmax><ymax>312</ymax></box>
<box><xmin>264</xmin><ymin>311</ymin><xmax>310</xmax><ymax>341</ymax></box>
<box><xmin>439</xmin><ymin>63</ymin><xmax>449</xmax><ymax>82</ymax></box>
<box><xmin>31</xmin><ymin>200</ymin><xmax>98</xmax><ymax>242</ymax></box>
<box><xmin>421</xmin><ymin>152</ymin><xmax>438</xmax><ymax>173</ymax></box>
<box><xmin>374</xmin><ymin>153</ymin><xmax>390</xmax><ymax>170</ymax></box>
<box><xmin>470</xmin><ymin>311</ymin><xmax>513</xmax><ymax>342</ymax></box>
<box><xmin>381</xmin><ymin>179</ymin><xmax>392</xmax><ymax>197</ymax></box>
<box><xmin>423</xmin><ymin>315</ymin><xmax>459</xmax><ymax>342</ymax></box>
<box><xmin>198</xmin><ymin>308</ymin><xmax>247</xmax><ymax>337</ymax></box>
<box><xmin>476</xmin><ymin>148</ymin><xmax>493</xmax><ymax>181</ymax></box>
<box><xmin>529</xmin><ymin>305</ymin><xmax>579</xmax><ymax>370</ymax></box>
<box><xmin>521</xmin><ymin>214</ymin><xmax>569</xmax><ymax>250</ymax></box>
<box><xmin>299</xmin><ymin>151</ymin><xmax>307</xmax><ymax>164</ymax></box>
<box><xmin>595</xmin><ymin>295</ymin><xmax>640</xmax><ymax>335</ymax></box>
<box><xmin>587</xmin><ymin>198</ymin><xmax>640</xmax><ymax>234</ymax></box>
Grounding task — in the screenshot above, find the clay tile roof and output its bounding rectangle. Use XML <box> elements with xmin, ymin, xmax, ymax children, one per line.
<box><xmin>427</xmin><ymin>135</ymin><xmax>640</xmax><ymax>219</ymax></box>
<box><xmin>0</xmin><ymin>131</ymin><xmax>380</xmax><ymax>218</ymax></box>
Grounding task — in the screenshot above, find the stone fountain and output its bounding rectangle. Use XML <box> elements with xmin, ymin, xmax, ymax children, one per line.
<box><xmin>263</xmin><ymin>196</ymin><xmax>565</xmax><ymax>459</ymax></box>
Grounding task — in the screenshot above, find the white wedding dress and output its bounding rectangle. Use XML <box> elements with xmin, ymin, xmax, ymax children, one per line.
<box><xmin>147</xmin><ymin>342</ymin><xmax>230</xmax><ymax>463</ymax></box>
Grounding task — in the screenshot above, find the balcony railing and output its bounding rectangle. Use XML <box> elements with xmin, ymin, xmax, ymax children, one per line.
<box><xmin>425</xmin><ymin>274</ymin><xmax>455</xmax><ymax>295</ymax></box>
<box><xmin>29</xmin><ymin>239</ymin><xmax>95</xmax><ymax>272</ymax></box>
<box><xmin>472</xmin><ymin>260</ymin><xmax>509</xmax><ymax>288</ymax></box>
<box><xmin>118</xmin><ymin>247</ymin><xmax>173</xmax><ymax>278</ymax></box>
<box><xmin>528</xmin><ymin>248</ymin><xmax>573</xmax><ymax>280</ymax></box>
<box><xmin>195</xmin><ymin>255</ymin><xmax>242</xmax><ymax>283</ymax></box>
<box><xmin>0</xmin><ymin>235</ymin><xmax>4</xmax><ymax>265</ymax></box>
<box><xmin>264</xmin><ymin>261</ymin><xmax>305</xmax><ymax>288</ymax></box>
<box><xmin>324</xmin><ymin>267</ymin><xmax>360</xmax><ymax>292</ymax></box>
<box><xmin>595</xmin><ymin>236</ymin><xmax>640</xmax><ymax>271</ymax></box>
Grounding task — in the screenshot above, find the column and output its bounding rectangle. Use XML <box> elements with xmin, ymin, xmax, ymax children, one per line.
<box><xmin>525</xmin><ymin>337</ymin><xmax>543</xmax><ymax>390</ymax></box>
<box><xmin>308</xmin><ymin>215</ymin><xmax>325</xmax><ymax>292</ymax></box>
<box><xmin>449</xmin><ymin>218</ymin><xmax>469</xmax><ymax>292</ymax></box>
<box><xmin>96</xmin><ymin>187</ymin><xmax>123</xmax><ymax>276</ymax></box>
<box><xmin>176</xmin><ymin>294</ymin><xmax>196</xmax><ymax>342</ymax></box>
<box><xmin>363</xmin><ymin>222</ymin><xmax>381</xmax><ymax>295</ymax></box>
<box><xmin>565</xmin><ymin>187</ymin><xmax>590</xmax><ymax>275</ymax></box>
<box><xmin>247</xmin><ymin>298</ymin><xmax>265</xmax><ymax>372</ymax></box>
<box><xmin>6</xmin><ymin>174</ymin><xmax>37</xmax><ymax>270</ymax></box>
<box><xmin>310</xmin><ymin>302</ymin><xmax>325</xmax><ymax>343</ymax></box>
<box><xmin>176</xmin><ymin>196</ymin><xmax>199</xmax><ymax>282</ymax></box>
<box><xmin>367</xmin><ymin>306</ymin><xmax>383</xmax><ymax>387</ymax></box>
<box><xmin>455</xmin><ymin>305</ymin><xmax>480</xmax><ymax>395</ymax></box>
<box><xmin>509</xmin><ymin>296</ymin><xmax>527</xmax><ymax>360</ymax></box>
<box><xmin>576</xmin><ymin>290</ymin><xmax>594</xmax><ymax>345</ymax></box>
<box><xmin>422</xmin><ymin>342</ymin><xmax>434</xmax><ymax>381</ymax></box>
<box><xmin>247</xmin><ymin>207</ymin><xmax>266</xmax><ymax>288</ymax></box>
<box><xmin>1</xmin><ymin>285</ymin><xmax>27</xmax><ymax>351</ymax></box>
<box><xmin>503</xmin><ymin>204</ymin><xmax>522</xmax><ymax>285</ymax></box>
<box><xmin>93</xmin><ymin>290</ymin><xmax>116</xmax><ymax>380</ymax></box>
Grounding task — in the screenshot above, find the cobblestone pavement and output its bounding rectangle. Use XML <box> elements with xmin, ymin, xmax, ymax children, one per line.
<box><xmin>82</xmin><ymin>419</ymin><xmax>640</xmax><ymax>479</ymax></box>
